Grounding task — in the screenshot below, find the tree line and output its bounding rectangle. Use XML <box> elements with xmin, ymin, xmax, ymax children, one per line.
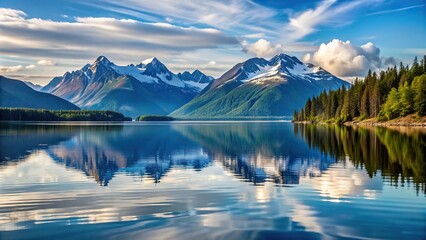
<box><xmin>294</xmin><ymin>56</ymin><xmax>426</xmax><ymax>122</ymax></box>
<box><xmin>0</xmin><ymin>108</ymin><xmax>132</xmax><ymax>121</ymax></box>
<box><xmin>135</xmin><ymin>115</ymin><xmax>175</xmax><ymax>121</ymax></box>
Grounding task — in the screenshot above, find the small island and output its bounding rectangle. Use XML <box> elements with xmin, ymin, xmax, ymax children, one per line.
<box><xmin>135</xmin><ymin>115</ymin><xmax>175</xmax><ymax>121</ymax></box>
<box><xmin>0</xmin><ymin>108</ymin><xmax>132</xmax><ymax>121</ymax></box>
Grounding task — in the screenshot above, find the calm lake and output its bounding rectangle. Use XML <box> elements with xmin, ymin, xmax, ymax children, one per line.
<box><xmin>0</xmin><ymin>121</ymin><xmax>425</xmax><ymax>240</ymax></box>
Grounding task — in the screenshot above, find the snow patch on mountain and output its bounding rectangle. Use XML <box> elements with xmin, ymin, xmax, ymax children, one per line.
<box><xmin>243</xmin><ymin>64</ymin><xmax>273</xmax><ymax>81</ymax></box>
<box><xmin>111</xmin><ymin>65</ymin><xmax>158</xmax><ymax>84</ymax></box>
<box><xmin>142</xmin><ymin>57</ymin><xmax>156</xmax><ymax>65</ymax></box>
<box><xmin>157</xmin><ymin>73</ymin><xmax>186</xmax><ymax>88</ymax></box>
<box><xmin>235</xmin><ymin>53</ymin><xmax>346</xmax><ymax>85</ymax></box>
<box><xmin>68</xmin><ymin>56</ymin><xmax>209</xmax><ymax>90</ymax></box>
<box><xmin>177</xmin><ymin>69</ymin><xmax>214</xmax><ymax>90</ymax></box>
<box><xmin>185</xmin><ymin>81</ymin><xmax>210</xmax><ymax>89</ymax></box>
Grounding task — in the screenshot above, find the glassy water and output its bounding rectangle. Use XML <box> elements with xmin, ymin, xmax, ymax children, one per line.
<box><xmin>0</xmin><ymin>121</ymin><xmax>425</xmax><ymax>240</ymax></box>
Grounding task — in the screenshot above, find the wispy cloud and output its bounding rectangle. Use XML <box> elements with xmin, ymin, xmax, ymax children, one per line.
<box><xmin>0</xmin><ymin>63</ymin><xmax>37</xmax><ymax>75</ymax></box>
<box><xmin>243</xmin><ymin>33</ymin><xmax>266</xmax><ymax>39</ymax></box>
<box><xmin>37</xmin><ymin>59</ymin><xmax>56</xmax><ymax>66</ymax></box>
<box><xmin>366</xmin><ymin>4</ymin><xmax>425</xmax><ymax>16</ymax></box>
<box><xmin>88</xmin><ymin>0</ymin><xmax>388</xmax><ymax>45</ymax></box>
<box><xmin>0</xmin><ymin>65</ymin><xmax>24</xmax><ymax>74</ymax></box>
<box><xmin>281</xmin><ymin>0</ymin><xmax>383</xmax><ymax>43</ymax></box>
<box><xmin>25</xmin><ymin>64</ymin><xmax>36</xmax><ymax>69</ymax></box>
<box><xmin>0</xmin><ymin>8</ymin><xmax>238</xmax><ymax>62</ymax></box>
<box><xmin>0</xmin><ymin>7</ymin><xmax>242</xmax><ymax>81</ymax></box>
<box><xmin>85</xmin><ymin>0</ymin><xmax>281</xmax><ymax>35</ymax></box>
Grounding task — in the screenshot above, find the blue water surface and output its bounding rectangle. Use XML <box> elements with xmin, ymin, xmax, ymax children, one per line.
<box><xmin>0</xmin><ymin>121</ymin><xmax>425</xmax><ymax>240</ymax></box>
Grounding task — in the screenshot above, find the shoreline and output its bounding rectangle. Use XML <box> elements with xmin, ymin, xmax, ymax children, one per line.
<box><xmin>293</xmin><ymin>114</ymin><xmax>426</xmax><ymax>127</ymax></box>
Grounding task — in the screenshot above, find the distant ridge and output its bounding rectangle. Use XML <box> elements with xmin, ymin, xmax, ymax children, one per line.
<box><xmin>0</xmin><ymin>75</ymin><xmax>79</xmax><ymax>110</ymax></box>
<box><xmin>177</xmin><ymin>70</ymin><xmax>214</xmax><ymax>89</ymax></box>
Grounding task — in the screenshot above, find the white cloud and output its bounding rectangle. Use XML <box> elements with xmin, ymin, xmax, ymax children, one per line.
<box><xmin>89</xmin><ymin>0</ymin><xmax>280</xmax><ymax>35</ymax></box>
<box><xmin>37</xmin><ymin>59</ymin><xmax>55</xmax><ymax>66</ymax></box>
<box><xmin>242</xmin><ymin>39</ymin><xmax>282</xmax><ymax>57</ymax></box>
<box><xmin>365</xmin><ymin>4</ymin><xmax>425</xmax><ymax>16</ymax></box>
<box><xmin>0</xmin><ymin>63</ymin><xmax>37</xmax><ymax>75</ymax></box>
<box><xmin>282</xmin><ymin>0</ymin><xmax>382</xmax><ymax>42</ymax></box>
<box><xmin>89</xmin><ymin>0</ymin><xmax>386</xmax><ymax>46</ymax></box>
<box><xmin>0</xmin><ymin>65</ymin><xmax>24</xmax><ymax>74</ymax></box>
<box><xmin>242</xmin><ymin>33</ymin><xmax>265</xmax><ymax>39</ymax></box>
<box><xmin>166</xmin><ymin>48</ymin><xmax>247</xmax><ymax>78</ymax></box>
<box><xmin>303</xmin><ymin>39</ymin><xmax>396</xmax><ymax>78</ymax></box>
<box><xmin>284</xmin><ymin>0</ymin><xmax>336</xmax><ymax>42</ymax></box>
<box><xmin>0</xmin><ymin>8</ymin><xmax>26</xmax><ymax>21</ymax></box>
<box><xmin>25</xmin><ymin>64</ymin><xmax>36</xmax><ymax>69</ymax></box>
<box><xmin>0</xmin><ymin>8</ymin><xmax>238</xmax><ymax>62</ymax></box>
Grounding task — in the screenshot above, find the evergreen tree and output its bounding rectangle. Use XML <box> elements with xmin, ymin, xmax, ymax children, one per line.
<box><xmin>412</xmin><ymin>74</ymin><xmax>426</xmax><ymax>116</ymax></box>
<box><xmin>382</xmin><ymin>88</ymin><xmax>401</xmax><ymax>119</ymax></box>
<box><xmin>293</xmin><ymin>56</ymin><xmax>424</xmax><ymax>122</ymax></box>
<box><xmin>399</xmin><ymin>82</ymin><xmax>415</xmax><ymax>116</ymax></box>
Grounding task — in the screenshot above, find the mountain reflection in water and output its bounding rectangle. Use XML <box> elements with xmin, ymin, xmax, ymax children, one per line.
<box><xmin>0</xmin><ymin>122</ymin><xmax>425</xmax><ymax>240</ymax></box>
<box><xmin>1</xmin><ymin>122</ymin><xmax>424</xmax><ymax>193</ymax></box>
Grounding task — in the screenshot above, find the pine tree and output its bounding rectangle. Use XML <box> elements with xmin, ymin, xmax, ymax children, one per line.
<box><xmin>382</xmin><ymin>88</ymin><xmax>401</xmax><ymax>119</ymax></box>
<box><xmin>412</xmin><ymin>74</ymin><xmax>426</xmax><ymax>116</ymax></box>
<box><xmin>399</xmin><ymin>82</ymin><xmax>415</xmax><ymax>116</ymax></box>
<box><xmin>360</xmin><ymin>87</ymin><xmax>370</xmax><ymax>118</ymax></box>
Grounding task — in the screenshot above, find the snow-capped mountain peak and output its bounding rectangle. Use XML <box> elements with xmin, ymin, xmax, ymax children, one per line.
<box><xmin>141</xmin><ymin>57</ymin><xmax>157</xmax><ymax>65</ymax></box>
<box><xmin>94</xmin><ymin>56</ymin><xmax>112</xmax><ymax>66</ymax></box>
<box><xmin>135</xmin><ymin>57</ymin><xmax>161</xmax><ymax>68</ymax></box>
<box><xmin>241</xmin><ymin>58</ymin><xmax>269</xmax><ymax>74</ymax></box>
<box><xmin>211</xmin><ymin>53</ymin><xmax>350</xmax><ymax>88</ymax></box>
<box><xmin>236</xmin><ymin>53</ymin><xmax>348</xmax><ymax>84</ymax></box>
<box><xmin>270</xmin><ymin>53</ymin><xmax>304</xmax><ymax>72</ymax></box>
<box><xmin>143</xmin><ymin>58</ymin><xmax>171</xmax><ymax>77</ymax></box>
<box><xmin>41</xmin><ymin>56</ymin><xmax>202</xmax><ymax>117</ymax></box>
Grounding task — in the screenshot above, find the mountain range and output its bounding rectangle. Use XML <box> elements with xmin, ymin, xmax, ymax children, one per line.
<box><xmin>171</xmin><ymin>53</ymin><xmax>350</xmax><ymax>117</ymax></box>
<box><xmin>177</xmin><ymin>70</ymin><xmax>214</xmax><ymax>89</ymax></box>
<box><xmin>41</xmin><ymin>56</ymin><xmax>212</xmax><ymax>117</ymax></box>
<box><xmin>2</xmin><ymin>53</ymin><xmax>350</xmax><ymax>118</ymax></box>
<box><xmin>0</xmin><ymin>76</ymin><xmax>79</xmax><ymax>110</ymax></box>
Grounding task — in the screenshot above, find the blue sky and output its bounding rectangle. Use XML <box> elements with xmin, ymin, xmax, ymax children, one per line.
<box><xmin>0</xmin><ymin>0</ymin><xmax>425</xmax><ymax>84</ymax></box>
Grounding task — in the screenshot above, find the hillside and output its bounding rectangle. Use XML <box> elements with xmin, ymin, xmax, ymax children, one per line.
<box><xmin>171</xmin><ymin>53</ymin><xmax>350</xmax><ymax>117</ymax></box>
<box><xmin>0</xmin><ymin>76</ymin><xmax>79</xmax><ymax>110</ymax></box>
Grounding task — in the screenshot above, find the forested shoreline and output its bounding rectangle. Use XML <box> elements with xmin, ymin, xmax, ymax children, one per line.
<box><xmin>293</xmin><ymin>56</ymin><xmax>426</xmax><ymax>123</ymax></box>
<box><xmin>0</xmin><ymin>108</ymin><xmax>132</xmax><ymax>121</ymax></box>
<box><xmin>135</xmin><ymin>115</ymin><xmax>175</xmax><ymax>121</ymax></box>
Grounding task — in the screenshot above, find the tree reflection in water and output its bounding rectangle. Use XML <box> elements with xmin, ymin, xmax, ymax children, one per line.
<box><xmin>1</xmin><ymin>122</ymin><xmax>424</xmax><ymax>194</ymax></box>
<box><xmin>294</xmin><ymin>124</ymin><xmax>426</xmax><ymax>194</ymax></box>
